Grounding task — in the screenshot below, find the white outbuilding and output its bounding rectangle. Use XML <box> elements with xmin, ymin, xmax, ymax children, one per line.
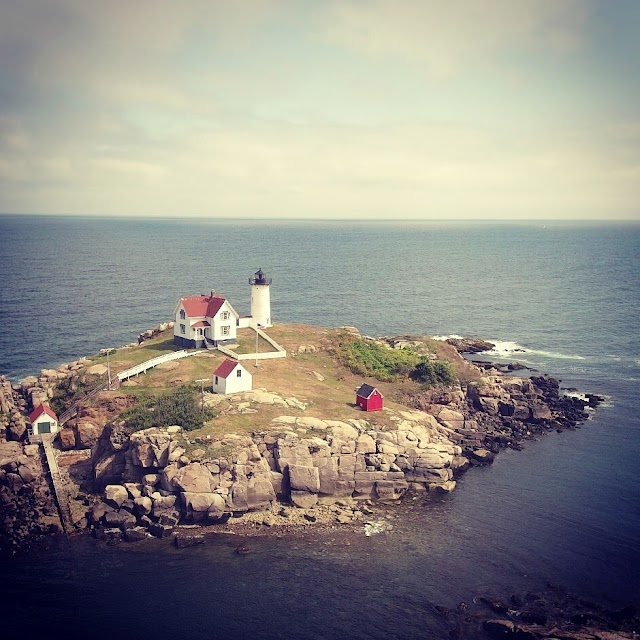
<box><xmin>212</xmin><ymin>359</ymin><xmax>252</xmax><ymax>395</ymax></box>
<box><xmin>28</xmin><ymin>402</ymin><xmax>59</xmax><ymax>437</ymax></box>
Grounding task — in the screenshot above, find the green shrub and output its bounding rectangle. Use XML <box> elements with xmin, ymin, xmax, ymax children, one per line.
<box><xmin>119</xmin><ymin>385</ymin><xmax>215</xmax><ymax>432</ymax></box>
<box><xmin>410</xmin><ymin>359</ymin><xmax>455</xmax><ymax>387</ymax></box>
<box><xmin>334</xmin><ymin>335</ymin><xmax>421</xmax><ymax>382</ymax></box>
<box><xmin>334</xmin><ymin>333</ymin><xmax>455</xmax><ymax>387</ymax></box>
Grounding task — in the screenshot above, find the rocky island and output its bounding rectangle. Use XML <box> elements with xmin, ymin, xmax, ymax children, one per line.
<box><xmin>0</xmin><ymin>322</ymin><xmax>601</xmax><ymax>552</ymax></box>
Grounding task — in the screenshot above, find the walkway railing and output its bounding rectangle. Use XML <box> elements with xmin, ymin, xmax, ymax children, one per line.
<box><xmin>59</xmin><ymin>380</ymin><xmax>111</xmax><ymax>425</ymax></box>
<box><xmin>58</xmin><ymin>350</ymin><xmax>199</xmax><ymax>426</ymax></box>
<box><xmin>116</xmin><ymin>349</ymin><xmax>198</xmax><ymax>381</ymax></box>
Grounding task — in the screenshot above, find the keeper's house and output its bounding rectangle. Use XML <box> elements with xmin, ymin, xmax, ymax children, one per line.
<box><xmin>174</xmin><ymin>292</ymin><xmax>240</xmax><ymax>348</ymax></box>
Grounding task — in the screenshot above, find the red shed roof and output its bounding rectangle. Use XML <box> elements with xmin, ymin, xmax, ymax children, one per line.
<box><xmin>180</xmin><ymin>295</ymin><xmax>227</xmax><ymax>318</ymax></box>
<box><xmin>29</xmin><ymin>403</ymin><xmax>58</xmax><ymax>423</ymax></box>
<box><xmin>213</xmin><ymin>359</ymin><xmax>241</xmax><ymax>379</ymax></box>
<box><xmin>191</xmin><ymin>320</ymin><xmax>210</xmax><ymax>328</ymax></box>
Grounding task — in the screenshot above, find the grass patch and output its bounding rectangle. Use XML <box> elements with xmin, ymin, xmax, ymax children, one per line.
<box><xmin>234</xmin><ymin>329</ymin><xmax>277</xmax><ymax>355</ymax></box>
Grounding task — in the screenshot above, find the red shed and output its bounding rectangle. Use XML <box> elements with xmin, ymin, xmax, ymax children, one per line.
<box><xmin>355</xmin><ymin>384</ymin><xmax>384</xmax><ymax>412</ymax></box>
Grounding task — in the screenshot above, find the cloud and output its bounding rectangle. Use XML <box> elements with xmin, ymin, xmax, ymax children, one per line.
<box><xmin>0</xmin><ymin>1</ymin><xmax>636</xmax><ymax>219</ymax></box>
<box><xmin>322</xmin><ymin>0</ymin><xmax>592</xmax><ymax>76</ymax></box>
<box><xmin>1</xmin><ymin>112</ymin><xmax>637</xmax><ymax>218</ymax></box>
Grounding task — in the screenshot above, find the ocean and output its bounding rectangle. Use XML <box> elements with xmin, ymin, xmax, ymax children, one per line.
<box><xmin>1</xmin><ymin>215</ymin><xmax>639</xmax><ymax>638</ymax></box>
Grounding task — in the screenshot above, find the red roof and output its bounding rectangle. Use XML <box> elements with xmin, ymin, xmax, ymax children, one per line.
<box><xmin>213</xmin><ymin>359</ymin><xmax>241</xmax><ymax>379</ymax></box>
<box><xmin>180</xmin><ymin>295</ymin><xmax>227</xmax><ymax>318</ymax></box>
<box><xmin>191</xmin><ymin>320</ymin><xmax>210</xmax><ymax>328</ymax></box>
<box><xmin>29</xmin><ymin>403</ymin><xmax>58</xmax><ymax>423</ymax></box>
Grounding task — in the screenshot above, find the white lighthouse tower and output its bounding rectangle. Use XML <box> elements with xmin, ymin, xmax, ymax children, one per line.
<box><xmin>249</xmin><ymin>268</ymin><xmax>272</xmax><ymax>328</ymax></box>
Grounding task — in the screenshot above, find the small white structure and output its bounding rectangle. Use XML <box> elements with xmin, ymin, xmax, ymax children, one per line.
<box><xmin>28</xmin><ymin>402</ymin><xmax>59</xmax><ymax>436</ymax></box>
<box><xmin>174</xmin><ymin>292</ymin><xmax>240</xmax><ymax>348</ymax></box>
<box><xmin>249</xmin><ymin>268</ymin><xmax>272</xmax><ymax>328</ymax></box>
<box><xmin>212</xmin><ymin>359</ymin><xmax>253</xmax><ymax>395</ymax></box>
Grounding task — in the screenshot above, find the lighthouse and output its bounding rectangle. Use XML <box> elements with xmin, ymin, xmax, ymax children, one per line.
<box><xmin>249</xmin><ymin>268</ymin><xmax>272</xmax><ymax>328</ymax></box>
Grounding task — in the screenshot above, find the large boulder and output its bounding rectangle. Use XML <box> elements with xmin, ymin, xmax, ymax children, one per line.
<box><xmin>58</xmin><ymin>428</ymin><xmax>77</xmax><ymax>450</ymax></box>
<box><xmin>446</xmin><ymin>337</ymin><xmax>495</xmax><ymax>353</ymax></box>
<box><xmin>129</xmin><ymin>428</ymin><xmax>172</xmax><ymax>468</ymax></box>
<box><xmin>288</xmin><ymin>464</ymin><xmax>320</xmax><ymax>493</ymax></box>
<box><xmin>356</xmin><ymin>434</ymin><xmax>376</xmax><ymax>454</ymax></box>
<box><xmin>180</xmin><ymin>492</ymin><xmax>225</xmax><ymax>515</ymax></box>
<box><xmin>172</xmin><ymin>463</ymin><xmax>216</xmax><ymax>493</ymax></box>
<box><xmin>104</xmin><ymin>484</ymin><xmax>128</xmax><ymax>508</ymax></box>
<box><xmin>93</xmin><ymin>451</ymin><xmax>127</xmax><ymax>486</ymax></box>
<box><xmin>247</xmin><ymin>477</ymin><xmax>276</xmax><ymax>510</ymax></box>
<box><xmin>75</xmin><ymin>421</ymin><xmax>101</xmax><ymax>449</ymax></box>
<box><xmin>290</xmin><ymin>490</ymin><xmax>318</xmax><ymax>509</ymax></box>
<box><xmin>133</xmin><ymin>496</ymin><xmax>152</xmax><ymax>515</ymax></box>
<box><xmin>436</xmin><ymin>408</ymin><xmax>465</xmax><ymax>430</ymax></box>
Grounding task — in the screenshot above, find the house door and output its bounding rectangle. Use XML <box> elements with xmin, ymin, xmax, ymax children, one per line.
<box><xmin>39</xmin><ymin>421</ymin><xmax>51</xmax><ymax>434</ymax></box>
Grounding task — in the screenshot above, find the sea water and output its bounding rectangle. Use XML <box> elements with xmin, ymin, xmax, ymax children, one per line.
<box><xmin>1</xmin><ymin>216</ymin><xmax>638</xmax><ymax>638</ymax></box>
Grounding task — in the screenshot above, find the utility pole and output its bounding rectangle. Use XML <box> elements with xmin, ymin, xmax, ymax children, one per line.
<box><xmin>105</xmin><ymin>348</ymin><xmax>114</xmax><ymax>390</ymax></box>
<box><xmin>195</xmin><ymin>378</ymin><xmax>208</xmax><ymax>412</ymax></box>
<box><xmin>255</xmin><ymin>324</ymin><xmax>264</xmax><ymax>368</ymax></box>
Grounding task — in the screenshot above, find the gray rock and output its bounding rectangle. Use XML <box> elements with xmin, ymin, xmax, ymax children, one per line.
<box><xmin>288</xmin><ymin>464</ymin><xmax>320</xmax><ymax>493</ymax></box>
<box><xmin>290</xmin><ymin>490</ymin><xmax>318</xmax><ymax>509</ymax></box>
<box><xmin>104</xmin><ymin>484</ymin><xmax>128</xmax><ymax>508</ymax></box>
<box><xmin>133</xmin><ymin>496</ymin><xmax>152</xmax><ymax>515</ymax></box>
<box><xmin>173</xmin><ymin>463</ymin><xmax>216</xmax><ymax>493</ymax></box>
<box><xmin>104</xmin><ymin>510</ymin><xmax>137</xmax><ymax>530</ymax></box>
<box><xmin>180</xmin><ymin>492</ymin><xmax>225</xmax><ymax>514</ymax></box>
<box><xmin>470</xmin><ymin>449</ymin><xmax>495</xmax><ymax>465</ymax></box>
<box><xmin>125</xmin><ymin>527</ymin><xmax>150</xmax><ymax>542</ymax></box>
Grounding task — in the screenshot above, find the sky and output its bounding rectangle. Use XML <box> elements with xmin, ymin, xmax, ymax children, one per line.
<box><xmin>0</xmin><ymin>0</ymin><xmax>638</xmax><ymax>220</ymax></box>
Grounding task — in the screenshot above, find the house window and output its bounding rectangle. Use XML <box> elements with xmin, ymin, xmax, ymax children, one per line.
<box><xmin>236</xmin><ymin>369</ymin><xmax>242</xmax><ymax>377</ymax></box>
<box><xmin>180</xmin><ymin>309</ymin><xmax>185</xmax><ymax>319</ymax></box>
<box><xmin>221</xmin><ymin>325</ymin><xmax>230</xmax><ymax>336</ymax></box>
<box><xmin>221</xmin><ymin>311</ymin><xmax>229</xmax><ymax>320</ymax></box>
<box><xmin>180</xmin><ymin>324</ymin><xmax>186</xmax><ymax>334</ymax></box>
<box><xmin>39</xmin><ymin>421</ymin><xmax>51</xmax><ymax>434</ymax></box>
<box><xmin>214</xmin><ymin>376</ymin><xmax>219</xmax><ymax>385</ymax></box>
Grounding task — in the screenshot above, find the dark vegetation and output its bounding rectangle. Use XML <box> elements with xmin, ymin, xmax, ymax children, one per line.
<box><xmin>334</xmin><ymin>334</ymin><xmax>454</xmax><ymax>386</ymax></box>
<box><xmin>50</xmin><ymin>375</ymin><xmax>106</xmax><ymax>415</ymax></box>
<box><xmin>118</xmin><ymin>385</ymin><xmax>215</xmax><ymax>432</ymax></box>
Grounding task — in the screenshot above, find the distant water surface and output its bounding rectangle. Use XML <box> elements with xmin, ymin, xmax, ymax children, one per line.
<box><xmin>0</xmin><ymin>215</ymin><xmax>638</xmax><ymax>638</ymax></box>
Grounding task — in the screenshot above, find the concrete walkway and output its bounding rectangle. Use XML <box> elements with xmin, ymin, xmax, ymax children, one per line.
<box><xmin>41</xmin><ymin>435</ymin><xmax>73</xmax><ymax>534</ymax></box>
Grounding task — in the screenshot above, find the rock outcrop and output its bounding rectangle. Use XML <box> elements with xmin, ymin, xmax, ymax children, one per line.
<box><xmin>137</xmin><ymin>321</ymin><xmax>173</xmax><ymax>345</ymax></box>
<box><xmin>445</xmin><ymin>337</ymin><xmax>496</xmax><ymax>353</ymax></box>
<box><xmin>84</xmin><ymin>405</ymin><xmax>467</xmax><ymax>541</ymax></box>
<box><xmin>0</xmin><ymin>441</ymin><xmax>60</xmax><ymax>552</ymax></box>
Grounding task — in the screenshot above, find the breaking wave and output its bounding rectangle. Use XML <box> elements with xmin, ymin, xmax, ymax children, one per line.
<box><xmin>484</xmin><ymin>340</ymin><xmax>586</xmax><ymax>362</ymax></box>
<box><xmin>432</xmin><ymin>336</ymin><xmax>587</xmax><ymax>362</ymax></box>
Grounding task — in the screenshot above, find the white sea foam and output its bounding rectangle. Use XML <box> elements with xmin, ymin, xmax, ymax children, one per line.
<box><xmin>363</xmin><ymin>521</ymin><xmax>392</xmax><ymax>536</ymax></box>
<box><xmin>484</xmin><ymin>340</ymin><xmax>586</xmax><ymax>361</ymax></box>
<box><xmin>563</xmin><ymin>389</ymin><xmax>614</xmax><ymax>410</ymax></box>
<box><xmin>432</xmin><ymin>335</ymin><xmax>587</xmax><ymax>362</ymax></box>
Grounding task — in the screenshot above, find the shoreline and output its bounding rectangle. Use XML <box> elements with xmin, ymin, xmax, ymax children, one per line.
<box><xmin>0</xmin><ymin>324</ymin><xmax>602</xmax><ymax>555</ymax></box>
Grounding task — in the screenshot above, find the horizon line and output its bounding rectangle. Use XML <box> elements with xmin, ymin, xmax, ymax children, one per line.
<box><xmin>1</xmin><ymin>212</ymin><xmax>638</xmax><ymax>223</ymax></box>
